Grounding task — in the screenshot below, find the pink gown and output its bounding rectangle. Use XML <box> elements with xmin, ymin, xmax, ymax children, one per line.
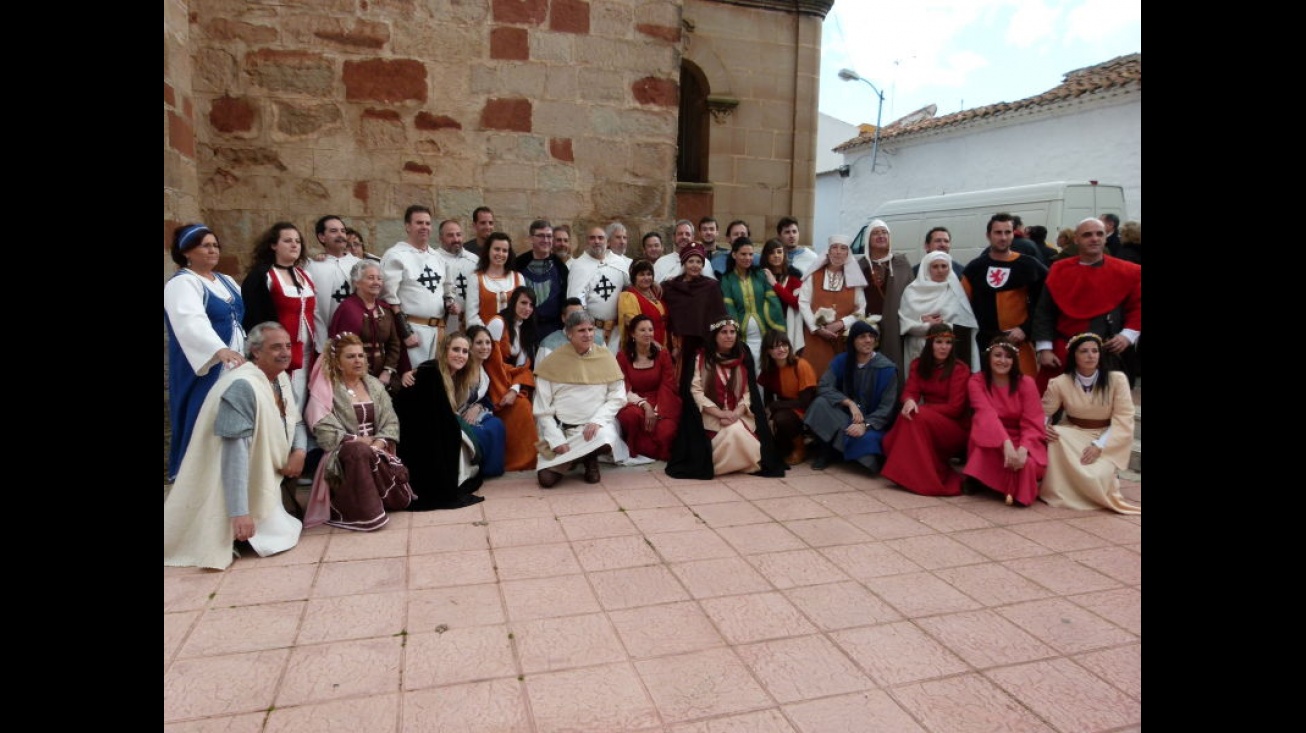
<box><xmin>963</xmin><ymin>373</ymin><xmax>1047</xmax><ymax>506</ymax></box>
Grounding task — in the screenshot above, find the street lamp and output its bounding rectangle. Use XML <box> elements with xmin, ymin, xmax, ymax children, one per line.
<box><xmin>838</xmin><ymin>68</ymin><xmax>885</xmax><ymax>172</ymax></box>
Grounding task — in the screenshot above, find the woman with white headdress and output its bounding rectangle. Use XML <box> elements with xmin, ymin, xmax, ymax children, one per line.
<box><xmin>898</xmin><ymin>250</ymin><xmax>981</xmax><ymax>372</ymax></box>
<box><xmin>797</xmin><ymin>234</ymin><xmax>867</xmax><ymax>379</ymax></box>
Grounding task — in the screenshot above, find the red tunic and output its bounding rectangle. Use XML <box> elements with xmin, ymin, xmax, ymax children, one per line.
<box><xmin>881</xmin><ymin>359</ymin><xmax>971</xmax><ymax>496</ymax></box>
<box><xmin>268</xmin><ymin>266</ymin><xmax>316</xmax><ymax>372</ymax></box>
<box><xmin>616</xmin><ymin>349</ymin><xmax>681</xmax><ymax>461</ymax></box>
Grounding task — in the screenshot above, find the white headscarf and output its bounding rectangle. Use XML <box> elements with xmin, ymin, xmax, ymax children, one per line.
<box><xmin>803</xmin><ymin>234</ymin><xmax>868</xmax><ymax>286</ymax></box>
<box><xmin>861</xmin><ymin>219</ymin><xmax>895</xmax><ymax>270</ymax></box>
<box><xmin>897</xmin><ymin>251</ymin><xmax>978</xmax><ymax>334</ymax></box>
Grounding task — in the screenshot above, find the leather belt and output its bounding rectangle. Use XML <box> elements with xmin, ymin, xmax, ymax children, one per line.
<box><xmin>406</xmin><ymin>315</ymin><xmax>445</xmax><ymax>328</ymax></box>
<box><xmin>1066</xmin><ymin>416</ymin><xmax>1111</xmax><ymax>429</ymax></box>
<box><xmin>593</xmin><ymin>319</ymin><xmax>615</xmax><ymax>329</ymax></box>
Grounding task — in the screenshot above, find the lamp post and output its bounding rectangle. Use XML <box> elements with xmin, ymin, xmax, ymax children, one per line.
<box><xmin>837</xmin><ymin>68</ymin><xmax>885</xmax><ymax>172</ymax></box>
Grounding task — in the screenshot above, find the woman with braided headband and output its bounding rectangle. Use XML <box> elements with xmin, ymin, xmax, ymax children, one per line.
<box><xmin>963</xmin><ymin>336</ymin><xmax>1047</xmax><ymax>506</ymax></box>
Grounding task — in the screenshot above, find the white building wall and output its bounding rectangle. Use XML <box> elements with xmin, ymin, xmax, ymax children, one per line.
<box><xmin>833</xmin><ymin>91</ymin><xmax>1141</xmax><ymax>250</ymax></box>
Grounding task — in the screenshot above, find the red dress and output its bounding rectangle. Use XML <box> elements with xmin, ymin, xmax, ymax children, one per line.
<box><xmin>963</xmin><ymin>373</ymin><xmax>1047</xmax><ymax>506</ymax></box>
<box><xmin>616</xmin><ymin>349</ymin><xmax>681</xmax><ymax>461</ymax></box>
<box><xmin>881</xmin><ymin>359</ymin><xmax>971</xmax><ymax>496</ymax></box>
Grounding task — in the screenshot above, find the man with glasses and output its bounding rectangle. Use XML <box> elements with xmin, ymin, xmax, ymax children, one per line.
<box><xmin>514</xmin><ymin>219</ymin><xmax>571</xmax><ymax>341</ymax></box>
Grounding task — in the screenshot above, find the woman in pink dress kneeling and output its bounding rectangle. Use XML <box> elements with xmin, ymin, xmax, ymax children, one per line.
<box><xmin>882</xmin><ymin>323</ymin><xmax>971</xmax><ymax>496</ymax></box>
<box><xmin>963</xmin><ymin>336</ymin><xmax>1046</xmax><ymax>506</ymax></box>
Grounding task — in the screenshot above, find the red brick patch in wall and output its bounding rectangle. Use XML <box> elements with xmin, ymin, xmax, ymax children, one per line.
<box><xmin>403</xmin><ymin>161</ymin><xmax>432</xmax><ymax>175</ymax></box>
<box><xmin>415</xmin><ymin>112</ymin><xmax>462</xmax><ymax>130</ymax></box>
<box><xmin>164</xmin><ymin>82</ymin><xmax>176</xmax><ymax>108</ymax></box>
<box><xmin>491</xmin><ymin>27</ymin><xmax>529</xmax><ymax>60</ymax></box>
<box><xmin>550</xmin><ymin>0</ymin><xmax>590</xmax><ymax>34</ymax></box>
<box><xmin>362</xmin><ymin>108</ymin><xmax>403</xmax><ymax>123</ymax></box>
<box><xmin>636</xmin><ymin>24</ymin><xmax>680</xmax><ymax>43</ymax></box>
<box><xmin>353</xmin><ymin>181</ymin><xmax>370</xmax><ymax>207</ymax></box>
<box><xmin>550</xmin><ymin>138</ymin><xmax>574</xmax><ymax>162</ymax></box>
<box><xmin>481</xmin><ymin>98</ymin><xmax>532</xmax><ymax>132</ymax></box>
<box><xmin>493</xmin><ymin>0</ymin><xmax>547</xmax><ymax>25</ymax></box>
<box><xmin>633</xmin><ymin>77</ymin><xmax>678</xmax><ymax>107</ymax></box>
<box><xmin>344</xmin><ymin>59</ymin><xmax>427</xmax><ymax>103</ymax></box>
<box><xmin>210</xmin><ymin>96</ymin><xmax>256</xmax><ymax>133</ymax></box>
<box><xmin>169</xmin><ymin>111</ymin><xmax>196</xmax><ymax>159</ymax></box>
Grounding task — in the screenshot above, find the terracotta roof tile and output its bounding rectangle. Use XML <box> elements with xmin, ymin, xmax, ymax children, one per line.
<box><xmin>833</xmin><ymin>53</ymin><xmax>1140</xmax><ymax>152</ymax></box>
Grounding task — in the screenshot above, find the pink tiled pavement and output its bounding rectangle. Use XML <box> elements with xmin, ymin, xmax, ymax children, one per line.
<box><xmin>165</xmin><ymin>461</ymin><xmax>1141</xmax><ymax>731</ymax></box>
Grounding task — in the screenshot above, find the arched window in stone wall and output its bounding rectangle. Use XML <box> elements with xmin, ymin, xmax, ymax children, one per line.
<box><xmin>677</xmin><ymin>60</ymin><xmax>709</xmax><ymax>184</ymax></box>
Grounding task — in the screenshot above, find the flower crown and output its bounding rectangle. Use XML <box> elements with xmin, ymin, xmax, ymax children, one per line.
<box><xmin>984</xmin><ymin>341</ymin><xmax>1018</xmax><ymax>354</ymax></box>
<box><xmin>1068</xmin><ymin>332</ymin><xmax>1104</xmax><ymax>346</ymax></box>
<box><xmin>709</xmin><ymin>318</ymin><xmax>738</xmax><ymax>332</ymax></box>
<box><xmin>328</xmin><ymin>332</ymin><xmax>356</xmax><ymax>356</ymax></box>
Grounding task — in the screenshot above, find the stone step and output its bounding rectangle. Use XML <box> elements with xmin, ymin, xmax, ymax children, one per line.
<box><xmin>1129</xmin><ymin>439</ymin><xmax>1141</xmax><ymax>473</ymax></box>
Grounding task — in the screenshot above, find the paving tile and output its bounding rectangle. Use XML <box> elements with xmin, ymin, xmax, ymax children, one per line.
<box><xmin>904</xmin><ymin>504</ymin><xmax>995</xmax><ymax>533</ymax></box>
<box><xmin>669</xmin><ymin>707</ymin><xmax>797</xmax><ymax>732</ymax></box>
<box><xmin>647</xmin><ymin>528</ymin><xmax>740</xmax><ymax>562</ymax></box>
<box><xmin>240</xmin><ymin>532</ymin><xmax>330</xmax><ymax>567</ymax></box>
<box><xmin>608</xmin><ymin>601</ymin><xmax>728</xmax><ymax>659</ymax></box>
<box><xmin>737</xmin><ymin>634</ymin><xmax>875</xmax><ymax>703</ymax></box>
<box><xmin>164</xmin><ymin>611</ymin><xmax>199</xmax><ymax>666</ymax></box>
<box><xmin>1008</xmin><ymin>520</ymin><xmax>1112</xmax><ymax>552</ymax></box>
<box><xmin>949</xmin><ymin>527</ymin><xmax>1055</xmax><ymax>561</ymax></box>
<box><xmin>819</xmin><ymin>542</ymin><xmax>923</xmax><ymax>580</ymax></box>
<box><xmin>669</xmin><ymin>483</ymin><xmax>744</xmax><ymax>505</ymax></box>
<box><xmin>545</xmin><ymin>489</ymin><xmax>621</xmax><ymax>516</ymax></box>
<box><xmin>608</xmin><ymin>486</ymin><xmax>684</xmax><ymax>509</ymax></box>
<box><xmin>409</xmin><ymin>522</ymin><xmax>490</xmax><ymax>554</ymax></box>
<box><xmin>491</xmin><ymin>542</ymin><xmax>583</xmax><ymax>580</ymax></box>
<box><xmin>867</xmin><ymin>487</ymin><xmax>946</xmax><ymax>510</ymax></box>
<box><xmin>700</xmin><ymin>592</ymin><xmax>817</xmax><ymax>644</ymax></box>
<box><xmin>407</xmin><ymin>583</ymin><xmax>505</xmax><ymax>632</ymax></box>
<box><xmin>716</xmin><ymin>522</ymin><xmax>808</xmax><ymax>555</ymax></box>
<box><xmin>783</xmin><ymin>516</ymin><xmax>873</xmax><ymax>547</ymax></box>
<box><xmin>782</xmin><ymin>581</ymin><xmax>904</xmax><ymax>630</ymax></box>
<box><xmin>215</xmin><ymin>564</ymin><xmax>317</xmax><ymax>606</ymax></box>
<box><xmin>487</xmin><ymin>516</ymin><xmax>569</xmax><ymax>548</ymax></box>
<box><xmin>407</xmin><ymin>505</ymin><xmax>487</xmax><ymax>527</ymax></box>
<box><xmin>164</xmin><ymin>712</ymin><xmax>266</xmax><ymax>732</ymax></box>
<box><xmin>321</xmin><ymin>525</ymin><xmax>408</xmax><ymax>561</ymax></box>
<box><xmin>263</xmin><ymin>693</ymin><xmax>398</xmax><ymax>733</ymax></box>
<box><xmin>178</xmin><ymin>601</ymin><xmax>304</xmax><ymax>658</ymax></box>
<box><xmin>275</xmin><ymin>636</ymin><xmax>402</xmax><ymax>707</ymax></box>
<box><xmin>752</xmin><ymin>495</ymin><xmax>835</xmax><ymax>522</ymax></box>
<box><xmin>915</xmin><ymin>610</ymin><xmax>1058</xmax><ymax>668</ymax></box>
<box><xmin>572</xmin><ymin>533</ymin><xmax>661</xmax><ymax>571</ymax></box>
<box><xmin>164</xmin><ymin>649</ymin><xmax>289</xmax><ymax>721</ymax></box>
<box><xmin>558</xmin><ymin>510</ymin><xmax>641</xmax><ymax>540</ymax></box>
<box><xmin>1066</xmin><ymin>545</ymin><xmax>1143</xmax><ymax>585</ymax></box>
<box><xmin>1074</xmin><ymin>642</ymin><xmax>1142</xmax><ymax>700</ymax></box>
<box><xmin>408</xmin><ymin>548</ymin><xmax>497</xmax><ymax>590</ymax></box>
<box><xmin>1067</xmin><ymin>586</ymin><xmax>1143</xmax><ymax>636</ymax></box>
<box><xmin>481</xmin><ymin>495</ymin><xmax>556</xmax><ymax>521</ymax></box>
<box><xmin>404</xmin><ymin>624</ymin><xmax>517</xmax><ymax>689</ymax></box>
<box><xmin>512</xmin><ymin>612</ymin><xmax>628</xmax><ymax>674</ymax></box>
<box><xmin>890</xmin><ymin>674</ymin><xmax>1054</xmax><ymax>733</ymax></box>
<box><xmin>626</xmin><ymin>505</ymin><xmax>708</xmax><ymax>534</ymax></box>
<box><xmin>729</xmin><ymin>478</ymin><xmax>803</xmax><ymax>500</ymax></box>
<box><xmin>689</xmin><ymin>500</ymin><xmax>774</xmax><ymax>528</ymax></box>
<box><xmin>635</xmin><ymin>648</ymin><xmax>774</xmax><ymax>723</ymax></box>
<box><xmin>523</xmin><ymin>662</ymin><xmax>661</xmax><ymax>732</ymax></box>
<box><xmin>784</xmin><ymin>690</ymin><xmax>927</xmax><ymax>733</ymax></box>
<box><xmin>1003</xmin><ymin>555</ymin><xmax>1122</xmax><ymax>595</ymax></box>
<box><xmin>997</xmin><ymin>598</ymin><xmax>1138</xmax><ymax>654</ymax></box>
<box><xmin>784</xmin><ymin>474</ymin><xmax>861</xmax><ymax>497</ymax></box>
<box><xmin>402</xmin><ymin>678</ymin><xmax>531</xmax><ymax>732</ymax></box>
<box><xmin>1066</xmin><ymin>514</ymin><xmax>1142</xmax><ymax>544</ymax></box>
<box><xmin>296</xmin><ymin>591</ymin><xmax>405</xmax><ymax>645</ymax></box>
<box><xmin>885</xmin><ymin>534</ymin><xmax>990</xmax><ymax>570</ymax></box>
<box><xmin>310</xmin><ymin>558</ymin><xmax>406</xmax><ymax>598</ymax></box>
<box><xmin>806</xmin><ymin>490</ymin><xmax>895</xmax><ymax>516</ymax></box>
<box><xmin>164</xmin><ymin>572</ymin><xmax>224</xmax><ymax>613</ymax></box>
<box><xmin>845</xmin><ymin>510</ymin><xmax>937</xmax><ymax>540</ymax></box>
<box><xmin>671</xmin><ymin>557</ymin><xmax>774</xmax><ymax>599</ymax></box>
<box><xmin>747</xmin><ymin>548</ymin><xmax>849</xmax><ymax>589</ymax></box>
<box><xmin>589</xmin><ymin>564</ymin><xmax>692</xmax><ymax>609</ymax></box>
<box><xmin>831</xmin><ymin>621</ymin><xmax>969</xmax><ymax>686</ymax></box>
<box><xmin>501</xmin><ymin>574</ymin><xmax>602</xmax><ymax>621</ymax></box>
<box><xmin>931</xmin><ymin>563</ymin><xmax>1055</xmax><ymax>607</ymax></box>
<box><xmin>859</xmin><ymin>572</ymin><xmax>983</xmax><ymax>618</ymax></box>
<box><xmin>985</xmin><ymin>657</ymin><xmax>1142</xmax><ymax>731</ymax></box>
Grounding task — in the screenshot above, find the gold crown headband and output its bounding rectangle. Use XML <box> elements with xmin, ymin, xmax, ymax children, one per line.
<box><xmin>928</xmin><ymin>327</ymin><xmax>955</xmax><ymax>339</ymax></box>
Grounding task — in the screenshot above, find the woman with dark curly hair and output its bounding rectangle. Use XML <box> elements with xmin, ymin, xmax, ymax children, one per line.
<box><xmin>964</xmin><ymin>336</ymin><xmax>1047</xmax><ymax>506</ymax></box>
<box><xmin>241</xmin><ymin>221</ymin><xmax>317</xmax><ymax>410</ymax></box>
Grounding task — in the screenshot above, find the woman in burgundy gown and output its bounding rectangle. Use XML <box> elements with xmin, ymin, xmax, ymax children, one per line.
<box><xmin>881</xmin><ymin>323</ymin><xmax>972</xmax><ymax>496</ymax></box>
<box><xmin>615</xmin><ymin>314</ymin><xmax>681</xmax><ymax>461</ymax></box>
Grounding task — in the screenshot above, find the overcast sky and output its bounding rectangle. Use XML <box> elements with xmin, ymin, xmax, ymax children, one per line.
<box><xmin>819</xmin><ymin>0</ymin><xmax>1142</xmax><ymax>127</ymax></box>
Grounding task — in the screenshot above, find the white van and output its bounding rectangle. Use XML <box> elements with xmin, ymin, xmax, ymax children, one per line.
<box><xmin>848</xmin><ymin>181</ymin><xmax>1128</xmax><ymax>268</ymax></box>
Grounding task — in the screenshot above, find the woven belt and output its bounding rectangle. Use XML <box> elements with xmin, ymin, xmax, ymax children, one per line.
<box><xmin>1066</xmin><ymin>416</ymin><xmax>1111</xmax><ymax>429</ymax></box>
<box><xmin>593</xmin><ymin>319</ymin><xmax>614</xmax><ymax>329</ymax></box>
<box><xmin>406</xmin><ymin>315</ymin><xmax>445</xmax><ymax>328</ymax></box>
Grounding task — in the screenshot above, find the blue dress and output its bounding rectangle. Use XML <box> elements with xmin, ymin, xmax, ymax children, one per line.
<box><xmin>804</xmin><ymin>351</ymin><xmax>898</xmax><ymax>461</ymax></box>
<box><xmin>165</xmin><ymin>270</ymin><xmax>245</xmax><ymax>481</ymax></box>
<box><xmin>459</xmin><ymin>377</ymin><xmax>506</xmax><ymax>479</ymax></box>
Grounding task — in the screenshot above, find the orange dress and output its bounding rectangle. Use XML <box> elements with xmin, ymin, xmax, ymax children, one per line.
<box><xmin>802</xmin><ymin>274</ymin><xmax>858</xmax><ymax>379</ymax></box>
<box><xmin>482</xmin><ymin>330</ymin><xmax>539</xmax><ymax>471</ymax></box>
